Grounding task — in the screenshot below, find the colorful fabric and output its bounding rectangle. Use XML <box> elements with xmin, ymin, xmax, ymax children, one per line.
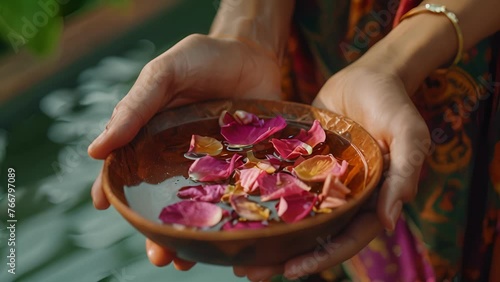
<box><xmin>283</xmin><ymin>0</ymin><xmax>500</xmax><ymax>281</ymax></box>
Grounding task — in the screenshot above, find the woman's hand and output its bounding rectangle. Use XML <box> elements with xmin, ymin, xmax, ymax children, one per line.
<box><xmin>234</xmin><ymin>45</ymin><xmax>430</xmax><ymax>281</ymax></box>
<box><xmin>88</xmin><ymin>33</ymin><xmax>282</xmax><ymax>266</ymax></box>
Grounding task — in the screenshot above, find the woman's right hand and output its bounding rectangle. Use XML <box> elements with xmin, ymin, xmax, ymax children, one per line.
<box><xmin>88</xmin><ymin>33</ymin><xmax>283</xmax><ymax>267</ymax></box>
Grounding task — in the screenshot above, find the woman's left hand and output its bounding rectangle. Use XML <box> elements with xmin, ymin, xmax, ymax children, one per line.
<box><xmin>232</xmin><ymin>46</ymin><xmax>431</xmax><ymax>281</ymax></box>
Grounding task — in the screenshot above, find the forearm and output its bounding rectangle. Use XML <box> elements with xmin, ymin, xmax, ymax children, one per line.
<box><xmin>365</xmin><ymin>0</ymin><xmax>500</xmax><ymax>94</ymax></box>
<box><xmin>209</xmin><ymin>0</ymin><xmax>295</xmax><ymax>61</ymax></box>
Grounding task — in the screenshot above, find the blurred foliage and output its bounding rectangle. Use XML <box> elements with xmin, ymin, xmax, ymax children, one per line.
<box><xmin>0</xmin><ymin>0</ymin><xmax>129</xmax><ymax>56</ymax></box>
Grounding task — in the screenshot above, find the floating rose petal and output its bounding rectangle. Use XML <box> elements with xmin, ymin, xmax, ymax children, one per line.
<box><xmin>239</xmin><ymin>167</ymin><xmax>266</xmax><ymax>193</ymax></box>
<box><xmin>233</xmin><ymin>110</ymin><xmax>262</xmax><ymax>125</ymax></box>
<box><xmin>243</xmin><ymin>151</ymin><xmax>277</xmax><ymax>173</ymax></box>
<box><xmin>271</xmin><ymin>138</ymin><xmax>313</xmax><ymax>160</ymax></box>
<box><xmin>230</xmin><ymin>194</ymin><xmax>270</xmax><ymax>221</ymax></box>
<box><xmin>220</xmin><ymin>184</ymin><xmax>245</xmax><ymax>203</ymax></box>
<box><xmin>313</xmin><ymin>206</ymin><xmax>333</xmax><ymax>214</ymax></box>
<box><xmin>321</xmin><ymin>174</ymin><xmax>351</xmax><ymax>198</ymax></box>
<box><xmin>219</xmin><ymin>110</ymin><xmax>261</xmax><ymax>127</ymax></box>
<box><xmin>185</xmin><ymin>135</ymin><xmax>223</xmax><ymax>158</ymax></box>
<box><xmin>159</xmin><ymin>201</ymin><xmax>223</xmax><ymax>228</ymax></box>
<box><xmin>319</xmin><ymin>174</ymin><xmax>351</xmax><ymax>209</ymax></box>
<box><xmin>333</xmin><ymin>160</ymin><xmax>349</xmax><ymax>177</ymax></box>
<box><xmin>177</xmin><ymin>184</ymin><xmax>226</xmax><ymax>203</ymax></box>
<box><xmin>188</xmin><ymin>154</ymin><xmax>243</xmax><ymax>182</ymax></box>
<box><xmin>282</xmin><ymin>156</ymin><xmax>306</xmax><ymax>173</ymax></box>
<box><xmin>221</xmin><ymin>220</ymin><xmax>267</xmax><ymax>231</ymax></box>
<box><xmin>293</xmin><ymin>154</ymin><xmax>342</xmax><ymax>182</ymax></box>
<box><xmin>295</xmin><ymin>120</ymin><xmax>326</xmax><ymax>148</ymax></box>
<box><xmin>220</xmin><ymin>112</ymin><xmax>287</xmax><ymax>146</ymax></box>
<box><xmin>266</xmin><ymin>154</ymin><xmax>283</xmax><ymax>167</ymax></box>
<box><xmin>319</xmin><ymin>197</ymin><xmax>347</xmax><ymax>209</ymax></box>
<box><xmin>258</xmin><ymin>172</ymin><xmax>310</xmax><ymax>202</ymax></box>
<box><xmin>276</xmin><ymin>196</ymin><xmax>288</xmax><ymax>217</ymax></box>
<box><xmin>275</xmin><ymin>191</ymin><xmax>317</xmax><ymax>223</ymax></box>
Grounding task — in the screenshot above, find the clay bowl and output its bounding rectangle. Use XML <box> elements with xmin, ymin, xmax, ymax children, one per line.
<box><xmin>102</xmin><ymin>99</ymin><xmax>382</xmax><ymax>266</ymax></box>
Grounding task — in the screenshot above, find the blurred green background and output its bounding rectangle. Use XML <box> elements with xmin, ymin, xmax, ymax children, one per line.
<box><xmin>0</xmin><ymin>1</ymin><xmax>251</xmax><ymax>281</ymax></box>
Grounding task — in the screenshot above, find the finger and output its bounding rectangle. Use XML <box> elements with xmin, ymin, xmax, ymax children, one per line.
<box><xmin>173</xmin><ymin>257</ymin><xmax>196</xmax><ymax>271</ymax></box>
<box><xmin>233</xmin><ymin>266</ymin><xmax>247</xmax><ymax>277</ymax></box>
<box><xmin>146</xmin><ymin>239</ymin><xmax>175</xmax><ymax>267</ymax></box>
<box><xmin>91</xmin><ymin>167</ymin><xmax>110</xmax><ymax>210</ymax></box>
<box><xmin>283</xmin><ymin>211</ymin><xmax>382</xmax><ymax>279</ymax></box>
<box><xmin>376</xmin><ymin>139</ymin><xmax>391</xmax><ymax>172</ymax></box>
<box><xmin>233</xmin><ymin>265</ymin><xmax>284</xmax><ymax>282</ymax></box>
<box><xmin>378</xmin><ymin>106</ymin><xmax>430</xmax><ymax>230</ymax></box>
<box><xmin>87</xmin><ymin>57</ymin><xmax>173</xmax><ymax>160</ymax></box>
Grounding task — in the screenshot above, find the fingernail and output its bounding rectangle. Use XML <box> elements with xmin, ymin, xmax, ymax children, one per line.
<box><xmin>389</xmin><ymin>201</ymin><xmax>402</xmax><ymax>230</ymax></box>
<box><xmin>147</xmin><ymin>248</ymin><xmax>155</xmax><ymax>260</ymax></box>
<box><xmin>89</xmin><ymin>131</ymin><xmax>106</xmax><ymax>151</ymax></box>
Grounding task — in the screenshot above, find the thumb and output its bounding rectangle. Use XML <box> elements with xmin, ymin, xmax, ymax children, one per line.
<box><xmin>87</xmin><ymin>53</ymin><xmax>182</xmax><ymax>159</ymax></box>
<box><xmin>377</xmin><ymin>106</ymin><xmax>430</xmax><ymax>230</ymax></box>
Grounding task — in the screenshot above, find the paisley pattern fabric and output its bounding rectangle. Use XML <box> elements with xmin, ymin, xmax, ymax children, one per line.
<box><xmin>282</xmin><ymin>0</ymin><xmax>500</xmax><ymax>281</ymax></box>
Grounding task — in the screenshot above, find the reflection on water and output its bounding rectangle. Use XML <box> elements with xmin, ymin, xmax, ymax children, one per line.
<box><xmin>0</xmin><ymin>40</ymin><xmax>245</xmax><ymax>281</ymax></box>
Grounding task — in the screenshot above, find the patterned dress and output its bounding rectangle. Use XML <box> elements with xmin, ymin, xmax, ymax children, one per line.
<box><xmin>280</xmin><ymin>0</ymin><xmax>500</xmax><ymax>281</ymax></box>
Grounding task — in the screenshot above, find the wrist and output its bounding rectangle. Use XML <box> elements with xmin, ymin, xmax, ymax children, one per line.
<box><xmin>209</xmin><ymin>0</ymin><xmax>294</xmax><ymax>62</ymax></box>
<box><xmin>361</xmin><ymin>12</ymin><xmax>458</xmax><ymax>95</ymax></box>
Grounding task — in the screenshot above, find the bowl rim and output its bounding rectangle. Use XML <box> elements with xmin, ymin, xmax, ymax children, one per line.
<box><xmin>102</xmin><ymin>99</ymin><xmax>383</xmax><ymax>242</ymax></box>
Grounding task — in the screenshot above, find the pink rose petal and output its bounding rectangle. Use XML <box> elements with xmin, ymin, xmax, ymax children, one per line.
<box><xmin>271</xmin><ymin>138</ymin><xmax>313</xmax><ymax>160</ymax></box>
<box><xmin>230</xmin><ymin>194</ymin><xmax>270</xmax><ymax>221</ymax></box>
<box><xmin>186</xmin><ymin>135</ymin><xmax>223</xmax><ymax>157</ymax></box>
<box><xmin>321</xmin><ymin>174</ymin><xmax>351</xmax><ymax>198</ymax></box>
<box><xmin>221</xmin><ymin>220</ymin><xmax>267</xmax><ymax>231</ymax></box>
<box><xmin>258</xmin><ymin>172</ymin><xmax>310</xmax><ymax>202</ymax></box>
<box><xmin>243</xmin><ymin>151</ymin><xmax>277</xmax><ymax>173</ymax></box>
<box><xmin>219</xmin><ymin>110</ymin><xmax>261</xmax><ymax>127</ymax></box>
<box><xmin>239</xmin><ymin>167</ymin><xmax>266</xmax><ymax>193</ymax></box>
<box><xmin>332</xmin><ymin>160</ymin><xmax>349</xmax><ymax>177</ymax></box>
<box><xmin>319</xmin><ymin>197</ymin><xmax>347</xmax><ymax>209</ymax></box>
<box><xmin>220</xmin><ymin>112</ymin><xmax>287</xmax><ymax>146</ymax></box>
<box><xmin>177</xmin><ymin>184</ymin><xmax>226</xmax><ymax>203</ymax></box>
<box><xmin>159</xmin><ymin>201</ymin><xmax>223</xmax><ymax>228</ymax></box>
<box><xmin>275</xmin><ymin>191</ymin><xmax>317</xmax><ymax>223</ymax></box>
<box><xmin>276</xmin><ymin>196</ymin><xmax>288</xmax><ymax>217</ymax></box>
<box><xmin>292</xmin><ymin>154</ymin><xmax>340</xmax><ymax>182</ymax></box>
<box><xmin>295</xmin><ymin>120</ymin><xmax>326</xmax><ymax>148</ymax></box>
<box><xmin>319</xmin><ymin>174</ymin><xmax>351</xmax><ymax>209</ymax></box>
<box><xmin>188</xmin><ymin>154</ymin><xmax>243</xmax><ymax>182</ymax></box>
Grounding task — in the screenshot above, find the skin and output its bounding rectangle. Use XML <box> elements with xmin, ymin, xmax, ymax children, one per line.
<box><xmin>89</xmin><ymin>0</ymin><xmax>500</xmax><ymax>281</ymax></box>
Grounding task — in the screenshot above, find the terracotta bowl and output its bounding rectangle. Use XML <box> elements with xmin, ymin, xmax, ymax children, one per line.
<box><xmin>102</xmin><ymin>99</ymin><xmax>383</xmax><ymax>266</ymax></box>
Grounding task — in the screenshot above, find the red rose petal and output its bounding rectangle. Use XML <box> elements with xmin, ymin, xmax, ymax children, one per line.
<box><xmin>159</xmin><ymin>201</ymin><xmax>223</xmax><ymax>228</ymax></box>
<box><xmin>258</xmin><ymin>172</ymin><xmax>310</xmax><ymax>202</ymax></box>
<box><xmin>220</xmin><ymin>112</ymin><xmax>287</xmax><ymax>146</ymax></box>
<box><xmin>219</xmin><ymin>110</ymin><xmax>261</xmax><ymax>127</ymax></box>
<box><xmin>177</xmin><ymin>184</ymin><xmax>226</xmax><ymax>203</ymax></box>
<box><xmin>275</xmin><ymin>191</ymin><xmax>317</xmax><ymax>223</ymax></box>
<box><xmin>188</xmin><ymin>154</ymin><xmax>243</xmax><ymax>182</ymax></box>
<box><xmin>295</xmin><ymin>120</ymin><xmax>326</xmax><ymax>148</ymax></box>
<box><xmin>271</xmin><ymin>138</ymin><xmax>313</xmax><ymax>160</ymax></box>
